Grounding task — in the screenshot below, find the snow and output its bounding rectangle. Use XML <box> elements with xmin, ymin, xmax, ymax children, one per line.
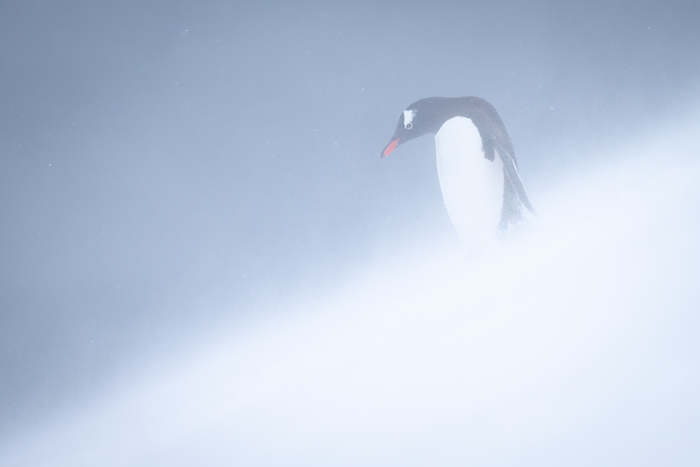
<box><xmin>2</xmin><ymin>121</ymin><xmax>700</xmax><ymax>466</ymax></box>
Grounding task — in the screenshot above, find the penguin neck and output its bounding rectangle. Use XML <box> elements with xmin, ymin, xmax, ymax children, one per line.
<box><xmin>434</xmin><ymin>117</ymin><xmax>505</xmax><ymax>249</ymax></box>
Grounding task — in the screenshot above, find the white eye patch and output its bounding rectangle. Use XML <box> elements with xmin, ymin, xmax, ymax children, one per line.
<box><xmin>403</xmin><ymin>109</ymin><xmax>416</xmax><ymax>129</ymax></box>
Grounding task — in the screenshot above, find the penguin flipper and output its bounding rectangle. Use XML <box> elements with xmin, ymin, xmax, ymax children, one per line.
<box><xmin>494</xmin><ymin>141</ymin><xmax>537</xmax><ymax>216</ymax></box>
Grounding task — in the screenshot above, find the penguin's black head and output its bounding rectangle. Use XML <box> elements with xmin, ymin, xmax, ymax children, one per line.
<box><xmin>381</xmin><ymin>98</ymin><xmax>456</xmax><ymax>158</ymax></box>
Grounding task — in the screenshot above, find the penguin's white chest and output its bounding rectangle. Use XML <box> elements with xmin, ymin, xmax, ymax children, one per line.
<box><xmin>434</xmin><ymin>117</ymin><xmax>504</xmax><ymax>248</ymax></box>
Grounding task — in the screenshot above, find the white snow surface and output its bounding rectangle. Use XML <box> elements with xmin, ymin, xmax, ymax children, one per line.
<box><xmin>2</xmin><ymin>120</ymin><xmax>700</xmax><ymax>466</ymax></box>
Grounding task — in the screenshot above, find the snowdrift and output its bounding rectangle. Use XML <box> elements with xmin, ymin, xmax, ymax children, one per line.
<box><xmin>2</xmin><ymin>120</ymin><xmax>700</xmax><ymax>466</ymax></box>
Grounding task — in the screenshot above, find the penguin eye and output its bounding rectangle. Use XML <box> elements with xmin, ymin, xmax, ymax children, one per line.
<box><xmin>403</xmin><ymin>109</ymin><xmax>416</xmax><ymax>130</ymax></box>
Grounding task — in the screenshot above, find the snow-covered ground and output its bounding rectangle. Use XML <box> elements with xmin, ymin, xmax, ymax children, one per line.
<box><xmin>2</xmin><ymin>116</ymin><xmax>700</xmax><ymax>466</ymax></box>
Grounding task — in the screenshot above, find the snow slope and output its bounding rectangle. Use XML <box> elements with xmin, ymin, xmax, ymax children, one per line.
<box><xmin>2</xmin><ymin>119</ymin><xmax>700</xmax><ymax>466</ymax></box>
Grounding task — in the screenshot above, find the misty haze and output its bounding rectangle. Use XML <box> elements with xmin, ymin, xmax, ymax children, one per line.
<box><xmin>1</xmin><ymin>1</ymin><xmax>699</xmax><ymax>466</ymax></box>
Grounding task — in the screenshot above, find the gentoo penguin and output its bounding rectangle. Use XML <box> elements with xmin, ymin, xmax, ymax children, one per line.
<box><xmin>381</xmin><ymin>96</ymin><xmax>535</xmax><ymax>248</ymax></box>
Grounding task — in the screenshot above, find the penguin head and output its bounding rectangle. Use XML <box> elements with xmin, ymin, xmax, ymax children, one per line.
<box><xmin>381</xmin><ymin>98</ymin><xmax>452</xmax><ymax>158</ymax></box>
